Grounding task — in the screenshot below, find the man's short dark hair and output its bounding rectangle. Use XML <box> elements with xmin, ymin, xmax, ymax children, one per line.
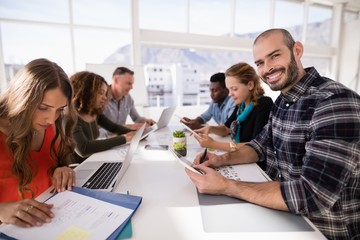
<box><xmin>112</xmin><ymin>67</ymin><xmax>134</xmax><ymax>77</ymax></box>
<box><xmin>254</xmin><ymin>28</ymin><xmax>295</xmax><ymax>52</ymax></box>
<box><xmin>210</xmin><ymin>72</ymin><xmax>226</xmax><ymax>88</ymax></box>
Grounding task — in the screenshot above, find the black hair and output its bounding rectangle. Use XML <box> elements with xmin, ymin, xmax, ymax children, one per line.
<box><xmin>254</xmin><ymin>28</ymin><xmax>295</xmax><ymax>51</ymax></box>
<box><xmin>210</xmin><ymin>72</ymin><xmax>226</xmax><ymax>88</ymax></box>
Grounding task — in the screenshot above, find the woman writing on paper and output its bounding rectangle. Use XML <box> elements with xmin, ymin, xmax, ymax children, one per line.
<box><xmin>0</xmin><ymin>58</ymin><xmax>77</xmax><ymax>227</ymax></box>
<box><xmin>194</xmin><ymin>62</ymin><xmax>273</xmax><ymax>170</ymax></box>
<box><xmin>70</xmin><ymin>71</ymin><xmax>135</xmax><ymax>164</ymax></box>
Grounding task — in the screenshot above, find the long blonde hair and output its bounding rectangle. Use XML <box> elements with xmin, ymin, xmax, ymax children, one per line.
<box><xmin>225</xmin><ymin>62</ymin><xmax>265</xmax><ymax>106</ymax></box>
<box><xmin>0</xmin><ymin>58</ymin><xmax>77</xmax><ymax>199</ymax></box>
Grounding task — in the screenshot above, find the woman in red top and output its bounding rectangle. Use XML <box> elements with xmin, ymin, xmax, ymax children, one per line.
<box><xmin>0</xmin><ymin>58</ymin><xmax>77</xmax><ymax>227</ymax></box>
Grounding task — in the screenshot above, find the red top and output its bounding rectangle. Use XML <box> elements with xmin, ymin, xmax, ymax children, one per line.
<box><xmin>0</xmin><ymin>126</ymin><xmax>56</xmax><ymax>202</ymax></box>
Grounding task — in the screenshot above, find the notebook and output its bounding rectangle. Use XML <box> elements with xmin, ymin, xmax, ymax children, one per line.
<box><xmin>170</xmin><ymin>148</ymin><xmax>269</xmax><ymax>181</ymax></box>
<box><xmin>74</xmin><ymin>124</ymin><xmax>145</xmax><ymax>192</ymax></box>
<box><xmin>188</xmin><ymin>161</ymin><xmax>315</xmax><ymax>233</ymax></box>
<box><xmin>141</xmin><ymin>106</ymin><xmax>176</xmax><ymax>140</ymax></box>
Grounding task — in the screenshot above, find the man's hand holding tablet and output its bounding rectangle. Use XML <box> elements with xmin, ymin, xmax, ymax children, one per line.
<box><xmin>180</xmin><ymin>122</ymin><xmax>201</xmax><ymax>138</ymax></box>
<box><xmin>169</xmin><ymin>148</ymin><xmax>204</xmax><ymax>175</ymax></box>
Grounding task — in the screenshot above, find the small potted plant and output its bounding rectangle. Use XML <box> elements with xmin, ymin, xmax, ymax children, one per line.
<box><xmin>172</xmin><ymin>130</ymin><xmax>187</xmax><ymax>156</ymax></box>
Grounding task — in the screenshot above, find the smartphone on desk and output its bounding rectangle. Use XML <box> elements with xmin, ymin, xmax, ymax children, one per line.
<box><xmin>144</xmin><ymin>144</ymin><xmax>169</xmax><ymax>150</ymax></box>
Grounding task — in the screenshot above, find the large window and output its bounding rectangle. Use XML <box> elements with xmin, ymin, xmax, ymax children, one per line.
<box><xmin>142</xmin><ymin>45</ymin><xmax>254</xmax><ymax>106</ymax></box>
<box><xmin>73</xmin><ymin>0</ymin><xmax>131</xmax><ymax>28</ymax></box>
<box><xmin>73</xmin><ymin>28</ymin><xmax>130</xmax><ymax>71</ymax></box>
<box><xmin>0</xmin><ymin>0</ymin><xmax>131</xmax><ymax>85</ymax></box>
<box><xmin>0</xmin><ymin>0</ymin><xmax>69</xmax><ymax>23</ymax></box>
<box><xmin>1</xmin><ymin>23</ymin><xmax>73</xmax><ymax>74</ymax></box>
<box><xmin>139</xmin><ymin>0</ymin><xmax>187</xmax><ymax>32</ymax></box>
<box><xmin>189</xmin><ymin>0</ymin><xmax>232</xmax><ymax>36</ymax></box>
<box><xmin>235</xmin><ymin>0</ymin><xmax>271</xmax><ymax>37</ymax></box>
<box><xmin>302</xmin><ymin>57</ymin><xmax>331</xmax><ymax>77</ymax></box>
<box><xmin>274</xmin><ymin>0</ymin><xmax>304</xmax><ymax>40</ymax></box>
<box><xmin>0</xmin><ymin>0</ymin><xmax>347</xmax><ymax>103</ymax></box>
<box><xmin>306</xmin><ymin>4</ymin><xmax>332</xmax><ymax>46</ymax></box>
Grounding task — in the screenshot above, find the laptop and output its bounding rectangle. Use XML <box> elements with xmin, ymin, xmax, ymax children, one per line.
<box><xmin>74</xmin><ymin>124</ymin><xmax>145</xmax><ymax>192</ymax></box>
<box><xmin>141</xmin><ymin>106</ymin><xmax>176</xmax><ymax>140</ymax></box>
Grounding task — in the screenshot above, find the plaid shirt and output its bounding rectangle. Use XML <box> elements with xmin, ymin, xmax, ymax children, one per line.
<box><xmin>247</xmin><ymin>67</ymin><xmax>360</xmax><ymax>239</ymax></box>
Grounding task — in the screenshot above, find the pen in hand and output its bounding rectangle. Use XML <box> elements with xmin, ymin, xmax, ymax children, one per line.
<box><xmin>200</xmin><ymin>148</ymin><xmax>207</xmax><ymax>164</ymax></box>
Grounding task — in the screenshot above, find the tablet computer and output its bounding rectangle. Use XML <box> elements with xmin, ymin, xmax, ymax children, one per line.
<box><xmin>169</xmin><ymin>148</ymin><xmax>203</xmax><ymax>175</ymax></box>
<box><xmin>180</xmin><ymin>122</ymin><xmax>201</xmax><ymax>137</ymax></box>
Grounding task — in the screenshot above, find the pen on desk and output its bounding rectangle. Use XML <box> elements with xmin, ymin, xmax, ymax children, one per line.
<box><xmin>200</xmin><ymin>148</ymin><xmax>207</xmax><ymax>164</ymax></box>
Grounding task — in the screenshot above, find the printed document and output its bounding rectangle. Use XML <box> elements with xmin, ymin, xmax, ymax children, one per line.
<box><xmin>0</xmin><ymin>191</ymin><xmax>133</xmax><ymax>240</ymax></box>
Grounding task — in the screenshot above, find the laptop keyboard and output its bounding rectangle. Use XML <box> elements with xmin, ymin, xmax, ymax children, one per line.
<box><xmin>82</xmin><ymin>162</ymin><xmax>122</xmax><ymax>189</ymax></box>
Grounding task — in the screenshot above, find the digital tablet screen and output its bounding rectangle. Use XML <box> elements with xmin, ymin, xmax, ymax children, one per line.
<box><xmin>180</xmin><ymin>122</ymin><xmax>201</xmax><ymax>137</ymax></box>
<box><xmin>169</xmin><ymin>148</ymin><xmax>203</xmax><ymax>175</ymax></box>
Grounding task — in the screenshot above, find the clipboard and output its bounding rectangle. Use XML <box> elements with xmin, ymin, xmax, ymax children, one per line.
<box><xmin>70</xmin><ymin>187</ymin><xmax>142</xmax><ymax>240</ymax></box>
<box><xmin>0</xmin><ymin>187</ymin><xmax>142</xmax><ymax>240</ymax></box>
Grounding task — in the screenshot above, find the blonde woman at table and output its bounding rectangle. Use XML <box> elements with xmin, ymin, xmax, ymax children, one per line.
<box><xmin>194</xmin><ymin>62</ymin><xmax>273</xmax><ymax>170</ymax></box>
<box><xmin>70</xmin><ymin>71</ymin><xmax>135</xmax><ymax>164</ymax></box>
<box><xmin>0</xmin><ymin>58</ymin><xmax>77</xmax><ymax>227</ymax></box>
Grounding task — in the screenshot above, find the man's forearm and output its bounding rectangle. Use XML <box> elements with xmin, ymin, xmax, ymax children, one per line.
<box><xmin>225</xmin><ymin>145</ymin><xmax>259</xmax><ymax>165</ymax></box>
<box><xmin>225</xmin><ymin>180</ymin><xmax>289</xmax><ymax>211</ymax></box>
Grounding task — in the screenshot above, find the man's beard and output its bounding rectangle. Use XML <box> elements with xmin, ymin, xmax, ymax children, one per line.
<box><xmin>262</xmin><ymin>53</ymin><xmax>299</xmax><ymax>91</ymax></box>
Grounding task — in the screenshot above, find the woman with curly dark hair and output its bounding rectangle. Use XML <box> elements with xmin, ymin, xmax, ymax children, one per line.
<box><xmin>0</xmin><ymin>58</ymin><xmax>77</xmax><ymax>227</ymax></box>
<box><xmin>70</xmin><ymin>71</ymin><xmax>135</xmax><ymax>163</ymax></box>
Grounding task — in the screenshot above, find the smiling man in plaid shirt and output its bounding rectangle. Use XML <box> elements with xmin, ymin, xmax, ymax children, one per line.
<box><xmin>185</xmin><ymin>28</ymin><xmax>359</xmax><ymax>239</ymax></box>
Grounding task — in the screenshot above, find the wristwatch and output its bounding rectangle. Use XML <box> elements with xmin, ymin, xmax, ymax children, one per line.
<box><xmin>229</xmin><ymin>141</ymin><xmax>237</xmax><ymax>152</ymax></box>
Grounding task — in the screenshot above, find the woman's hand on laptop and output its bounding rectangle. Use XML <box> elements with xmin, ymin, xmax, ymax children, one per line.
<box><xmin>52</xmin><ymin>166</ymin><xmax>76</xmax><ymax>192</ymax></box>
<box><xmin>0</xmin><ymin>199</ymin><xmax>54</xmax><ymax>227</ymax></box>
<box><xmin>144</xmin><ymin>118</ymin><xmax>156</xmax><ymax>126</ymax></box>
<box><xmin>124</xmin><ymin>123</ymin><xmax>144</xmax><ymax>130</ymax></box>
<box><xmin>124</xmin><ymin>131</ymin><xmax>136</xmax><ymax>143</ymax></box>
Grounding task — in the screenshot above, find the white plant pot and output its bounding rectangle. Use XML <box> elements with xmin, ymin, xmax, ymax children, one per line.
<box><xmin>173</xmin><ymin>136</ymin><xmax>187</xmax><ymax>156</ymax></box>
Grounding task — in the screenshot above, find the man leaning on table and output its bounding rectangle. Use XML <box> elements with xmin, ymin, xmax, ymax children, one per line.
<box><xmin>186</xmin><ymin>28</ymin><xmax>360</xmax><ymax>240</ymax></box>
<box><xmin>101</xmin><ymin>67</ymin><xmax>155</xmax><ymax>136</ymax></box>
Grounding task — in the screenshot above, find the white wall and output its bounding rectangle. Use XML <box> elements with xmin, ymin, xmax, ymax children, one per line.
<box><xmin>338</xmin><ymin>19</ymin><xmax>360</xmax><ymax>93</ymax></box>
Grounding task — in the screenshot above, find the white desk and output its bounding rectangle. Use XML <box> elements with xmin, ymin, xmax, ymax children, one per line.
<box><xmin>38</xmin><ymin>125</ymin><xmax>326</xmax><ymax>240</ymax></box>
<box><xmin>78</xmin><ymin>125</ymin><xmax>325</xmax><ymax>240</ymax></box>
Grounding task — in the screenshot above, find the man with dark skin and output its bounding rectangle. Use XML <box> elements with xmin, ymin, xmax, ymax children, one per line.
<box><xmin>180</xmin><ymin>72</ymin><xmax>236</xmax><ymax>130</ymax></box>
